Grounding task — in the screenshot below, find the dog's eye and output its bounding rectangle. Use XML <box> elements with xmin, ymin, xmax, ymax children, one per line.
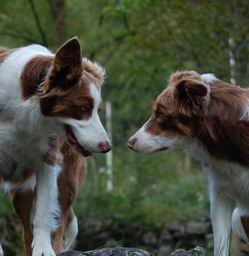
<box><xmin>155</xmin><ymin>111</ymin><xmax>163</xmax><ymax>119</ymax></box>
<box><xmin>81</xmin><ymin>106</ymin><xmax>91</xmax><ymax>113</ymax></box>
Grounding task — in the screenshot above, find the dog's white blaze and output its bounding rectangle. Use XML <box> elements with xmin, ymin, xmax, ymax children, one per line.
<box><xmin>130</xmin><ymin>120</ymin><xmax>180</xmax><ymax>154</ymax></box>
<box><xmin>90</xmin><ymin>82</ymin><xmax>101</xmax><ymax>108</ymax></box>
<box><xmin>201</xmin><ymin>73</ymin><xmax>217</xmax><ymax>83</ymax></box>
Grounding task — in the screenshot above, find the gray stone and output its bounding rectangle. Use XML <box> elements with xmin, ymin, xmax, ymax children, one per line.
<box><xmin>166</xmin><ymin>223</ymin><xmax>182</xmax><ymax>233</ymax></box>
<box><xmin>185</xmin><ymin>222</ymin><xmax>208</xmax><ymax>235</ymax></box>
<box><xmin>57</xmin><ymin>252</ymin><xmax>84</xmax><ymax>256</ymax></box>
<box><xmin>57</xmin><ymin>247</ymin><xmax>154</xmax><ymax>256</ymax></box>
<box><xmin>158</xmin><ymin>245</ymin><xmax>172</xmax><ymax>256</ymax></box>
<box><xmin>160</xmin><ymin>229</ymin><xmax>172</xmax><ymax>243</ymax></box>
<box><xmin>166</xmin><ymin>223</ymin><xmax>185</xmax><ymax>239</ymax></box>
<box><xmin>105</xmin><ymin>239</ymin><xmax>120</xmax><ymax>247</ymax></box>
<box><xmin>169</xmin><ymin>247</ymin><xmax>205</xmax><ymax>256</ymax></box>
<box><xmin>142</xmin><ymin>232</ymin><xmax>158</xmax><ymax>245</ymax></box>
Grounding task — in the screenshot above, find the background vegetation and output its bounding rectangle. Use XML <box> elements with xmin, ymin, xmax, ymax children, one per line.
<box><xmin>0</xmin><ymin>0</ymin><xmax>249</xmax><ymax>255</ymax></box>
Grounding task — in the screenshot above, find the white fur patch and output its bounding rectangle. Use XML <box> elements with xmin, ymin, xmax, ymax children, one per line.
<box><xmin>239</xmin><ymin>100</ymin><xmax>249</xmax><ymax>121</ymax></box>
<box><xmin>0</xmin><ymin>243</ymin><xmax>3</xmax><ymax>256</ymax></box>
<box><xmin>32</xmin><ymin>164</ymin><xmax>61</xmax><ymax>256</ymax></box>
<box><xmin>90</xmin><ymin>83</ymin><xmax>101</xmax><ymax>107</ymax></box>
<box><xmin>20</xmin><ymin>174</ymin><xmax>36</xmax><ymax>191</ymax></box>
<box><xmin>232</xmin><ymin>208</ymin><xmax>249</xmax><ymax>243</ymax></box>
<box><xmin>27</xmin><ymin>44</ymin><xmax>51</xmax><ymax>53</ymax></box>
<box><xmin>64</xmin><ymin>215</ymin><xmax>78</xmax><ymax>250</ymax></box>
<box><xmin>201</xmin><ymin>73</ymin><xmax>217</xmax><ymax>83</ymax></box>
<box><xmin>32</xmin><ymin>229</ymin><xmax>55</xmax><ymax>256</ymax></box>
<box><xmin>129</xmin><ymin>121</ymin><xmax>182</xmax><ymax>154</ymax></box>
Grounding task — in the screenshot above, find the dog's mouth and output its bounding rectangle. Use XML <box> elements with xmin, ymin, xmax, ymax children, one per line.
<box><xmin>64</xmin><ymin>125</ymin><xmax>92</xmax><ymax>157</ymax></box>
<box><xmin>154</xmin><ymin>147</ymin><xmax>169</xmax><ymax>152</ymax></box>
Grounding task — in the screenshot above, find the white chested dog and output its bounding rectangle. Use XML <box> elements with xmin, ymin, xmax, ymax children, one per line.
<box><xmin>128</xmin><ymin>71</ymin><xmax>249</xmax><ymax>256</ymax></box>
<box><xmin>0</xmin><ymin>38</ymin><xmax>111</xmax><ymax>256</ymax></box>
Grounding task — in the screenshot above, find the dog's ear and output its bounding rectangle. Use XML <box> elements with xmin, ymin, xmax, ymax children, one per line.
<box><xmin>175</xmin><ymin>79</ymin><xmax>210</xmax><ymax>115</ymax></box>
<box><xmin>176</xmin><ymin>79</ymin><xmax>209</xmax><ymax>99</ymax></box>
<box><xmin>47</xmin><ymin>37</ymin><xmax>83</xmax><ymax>91</ymax></box>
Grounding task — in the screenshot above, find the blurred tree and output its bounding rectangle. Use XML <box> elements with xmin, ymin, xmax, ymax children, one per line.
<box><xmin>49</xmin><ymin>0</ymin><xmax>66</xmax><ymax>46</ymax></box>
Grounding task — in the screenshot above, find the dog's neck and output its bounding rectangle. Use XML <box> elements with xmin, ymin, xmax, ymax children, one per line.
<box><xmin>181</xmin><ymin>115</ymin><xmax>249</xmax><ymax>168</ymax></box>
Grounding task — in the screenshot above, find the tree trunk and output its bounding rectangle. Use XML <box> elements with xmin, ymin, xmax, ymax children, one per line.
<box><xmin>53</xmin><ymin>0</ymin><xmax>66</xmax><ymax>47</ymax></box>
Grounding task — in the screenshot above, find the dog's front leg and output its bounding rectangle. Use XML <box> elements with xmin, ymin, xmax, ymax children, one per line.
<box><xmin>209</xmin><ymin>182</ymin><xmax>234</xmax><ymax>256</ymax></box>
<box><xmin>32</xmin><ymin>163</ymin><xmax>61</xmax><ymax>256</ymax></box>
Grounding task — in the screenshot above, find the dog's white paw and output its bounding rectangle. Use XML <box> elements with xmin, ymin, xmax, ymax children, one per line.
<box><xmin>32</xmin><ymin>244</ymin><xmax>55</xmax><ymax>256</ymax></box>
<box><xmin>32</xmin><ymin>229</ymin><xmax>55</xmax><ymax>256</ymax></box>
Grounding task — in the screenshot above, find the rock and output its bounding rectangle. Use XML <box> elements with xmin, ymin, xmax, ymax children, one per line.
<box><xmin>57</xmin><ymin>247</ymin><xmax>154</xmax><ymax>256</ymax></box>
<box><xmin>169</xmin><ymin>246</ymin><xmax>205</xmax><ymax>256</ymax></box>
<box><xmin>166</xmin><ymin>223</ymin><xmax>182</xmax><ymax>233</ymax></box>
<box><xmin>142</xmin><ymin>232</ymin><xmax>158</xmax><ymax>245</ymax></box>
<box><xmin>158</xmin><ymin>245</ymin><xmax>172</xmax><ymax>256</ymax></box>
<box><xmin>166</xmin><ymin>223</ymin><xmax>185</xmax><ymax>239</ymax></box>
<box><xmin>105</xmin><ymin>239</ymin><xmax>120</xmax><ymax>247</ymax></box>
<box><xmin>160</xmin><ymin>229</ymin><xmax>172</xmax><ymax>244</ymax></box>
<box><xmin>96</xmin><ymin>231</ymin><xmax>112</xmax><ymax>241</ymax></box>
<box><xmin>185</xmin><ymin>222</ymin><xmax>208</xmax><ymax>235</ymax></box>
<box><xmin>84</xmin><ymin>219</ymin><xmax>103</xmax><ymax>233</ymax></box>
<box><xmin>57</xmin><ymin>252</ymin><xmax>84</xmax><ymax>256</ymax></box>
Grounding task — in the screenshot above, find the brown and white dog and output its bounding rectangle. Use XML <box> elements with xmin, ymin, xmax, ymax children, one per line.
<box><xmin>128</xmin><ymin>71</ymin><xmax>249</xmax><ymax>256</ymax></box>
<box><xmin>0</xmin><ymin>38</ymin><xmax>111</xmax><ymax>256</ymax></box>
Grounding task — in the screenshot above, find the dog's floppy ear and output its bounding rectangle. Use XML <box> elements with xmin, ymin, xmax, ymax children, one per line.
<box><xmin>47</xmin><ymin>37</ymin><xmax>83</xmax><ymax>91</ymax></box>
<box><xmin>175</xmin><ymin>79</ymin><xmax>210</xmax><ymax>116</ymax></box>
<box><xmin>176</xmin><ymin>79</ymin><xmax>209</xmax><ymax>99</ymax></box>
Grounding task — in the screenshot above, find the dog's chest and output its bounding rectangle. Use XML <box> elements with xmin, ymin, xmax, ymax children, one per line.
<box><xmin>3</xmin><ymin>134</ymin><xmax>51</xmax><ymax>174</ymax></box>
<box><xmin>207</xmin><ymin>161</ymin><xmax>249</xmax><ymax>206</ymax></box>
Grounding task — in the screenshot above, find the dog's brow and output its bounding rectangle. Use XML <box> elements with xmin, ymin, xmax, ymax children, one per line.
<box><xmin>154</xmin><ymin>103</ymin><xmax>166</xmax><ymax>112</ymax></box>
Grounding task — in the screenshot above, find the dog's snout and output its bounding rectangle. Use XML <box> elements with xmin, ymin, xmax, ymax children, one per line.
<box><xmin>98</xmin><ymin>141</ymin><xmax>111</xmax><ymax>153</ymax></box>
<box><xmin>128</xmin><ymin>137</ymin><xmax>137</xmax><ymax>149</ymax></box>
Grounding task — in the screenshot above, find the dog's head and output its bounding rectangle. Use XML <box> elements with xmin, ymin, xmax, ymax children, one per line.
<box><xmin>128</xmin><ymin>71</ymin><xmax>211</xmax><ymax>154</ymax></box>
<box><xmin>22</xmin><ymin>38</ymin><xmax>111</xmax><ymax>156</ymax></box>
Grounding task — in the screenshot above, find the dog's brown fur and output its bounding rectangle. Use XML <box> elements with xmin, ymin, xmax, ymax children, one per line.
<box><xmin>0</xmin><ymin>48</ymin><xmax>15</xmax><ymax>64</ymax></box>
<box><xmin>21</xmin><ymin>55</ymin><xmax>53</xmax><ymax>100</ymax></box>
